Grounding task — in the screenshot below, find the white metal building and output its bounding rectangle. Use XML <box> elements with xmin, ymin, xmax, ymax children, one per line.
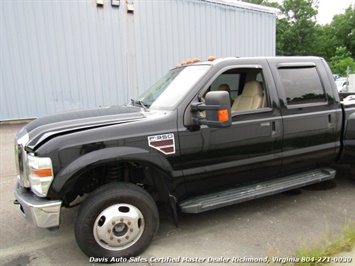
<box><xmin>0</xmin><ymin>0</ymin><xmax>278</xmax><ymax>121</ymax></box>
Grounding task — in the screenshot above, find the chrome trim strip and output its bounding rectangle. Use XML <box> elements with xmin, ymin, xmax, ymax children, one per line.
<box><xmin>15</xmin><ymin>133</ymin><xmax>30</xmax><ymax>187</ymax></box>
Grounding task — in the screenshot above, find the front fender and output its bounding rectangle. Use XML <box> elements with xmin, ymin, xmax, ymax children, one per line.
<box><xmin>50</xmin><ymin>147</ymin><xmax>174</xmax><ymax>195</ymax></box>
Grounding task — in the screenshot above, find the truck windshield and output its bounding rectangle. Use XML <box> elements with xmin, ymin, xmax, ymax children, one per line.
<box><xmin>136</xmin><ymin>65</ymin><xmax>210</xmax><ymax>110</ymax></box>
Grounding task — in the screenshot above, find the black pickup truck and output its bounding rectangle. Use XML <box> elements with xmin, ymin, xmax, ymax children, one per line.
<box><xmin>14</xmin><ymin>56</ymin><xmax>355</xmax><ymax>259</ymax></box>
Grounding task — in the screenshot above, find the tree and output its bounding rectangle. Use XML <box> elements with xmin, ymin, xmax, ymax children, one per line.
<box><xmin>330</xmin><ymin>47</ymin><xmax>355</xmax><ymax>76</ymax></box>
<box><xmin>242</xmin><ymin>0</ymin><xmax>280</xmax><ymax>8</ymax></box>
<box><xmin>276</xmin><ymin>0</ymin><xmax>319</xmax><ymax>56</ymax></box>
<box><xmin>281</xmin><ymin>0</ymin><xmax>318</xmax><ymax>22</ymax></box>
<box><xmin>241</xmin><ymin>0</ymin><xmax>354</xmax><ymax>73</ymax></box>
<box><xmin>310</xmin><ymin>24</ymin><xmax>338</xmax><ymax>61</ymax></box>
<box><xmin>242</xmin><ymin>0</ymin><xmax>265</xmax><ymax>4</ymax></box>
<box><xmin>330</xmin><ymin>5</ymin><xmax>355</xmax><ymax>59</ymax></box>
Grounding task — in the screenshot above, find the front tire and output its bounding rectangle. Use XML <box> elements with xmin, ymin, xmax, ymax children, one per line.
<box><xmin>74</xmin><ymin>182</ymin><xmax>159</xmax><ymax>258</ymax></box>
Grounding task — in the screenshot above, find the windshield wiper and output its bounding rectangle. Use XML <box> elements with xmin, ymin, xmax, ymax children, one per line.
<box><xmin>130</xmin><ymin>99</ymin><xmax>150</xmax><ymax>112</ymax></box>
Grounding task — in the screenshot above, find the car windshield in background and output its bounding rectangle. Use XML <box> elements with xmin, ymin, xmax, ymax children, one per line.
<box><xmin>136</xmin><ymin>65</ymin><xmax>210</xmax><ymax>110</ymax></box>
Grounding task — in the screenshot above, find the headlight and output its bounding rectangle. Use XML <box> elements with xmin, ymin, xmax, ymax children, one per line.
<box><xmin>27</xmin><ymin>154</ymin><xmax>54</xmax><ymax>197</ymax></box>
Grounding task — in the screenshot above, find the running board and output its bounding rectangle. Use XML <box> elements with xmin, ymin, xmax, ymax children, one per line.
<box><xmin>179</xmin><ymin>168</ymin><xmax>336</xmax><ymax>214</ymax></box>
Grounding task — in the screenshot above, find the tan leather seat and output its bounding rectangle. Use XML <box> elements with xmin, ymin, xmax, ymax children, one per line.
<box><xmin>231</xmin><ymin>81</ymin><xmax>263</xmax><ymax>111</ymax></box>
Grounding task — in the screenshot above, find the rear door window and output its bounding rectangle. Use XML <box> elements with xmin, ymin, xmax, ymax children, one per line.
<box><xmin>278</xmin><ymin>67</ymin><xmax>327</xmax><ymax>106</ymax></box>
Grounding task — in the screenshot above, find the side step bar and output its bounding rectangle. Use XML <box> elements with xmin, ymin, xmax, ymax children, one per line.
<box><xmin>179</xmin><ymin>168</ymin><xmax>336</xmax><ymax>214</ymax></box>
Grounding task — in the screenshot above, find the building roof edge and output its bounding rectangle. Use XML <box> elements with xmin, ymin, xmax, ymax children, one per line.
<box><xmin>203</xmin><ymin>0</ymin><xmax>280</xmax><ymax>15</ymax></box>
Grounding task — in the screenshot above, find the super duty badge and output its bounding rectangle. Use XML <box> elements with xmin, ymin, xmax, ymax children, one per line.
<box><xmin>148</xmin><ymin>133</ymin><xmax>175</xmax><ymax>155</ymax></box>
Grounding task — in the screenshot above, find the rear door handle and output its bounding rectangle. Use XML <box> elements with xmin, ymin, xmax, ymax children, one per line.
<box><xmin>328</xmin><ymin>113</ymin><xmax>336</xmax><ymax>128</ymax></box>
<box><xmin>272</xmin><ymin>121</ymin><xmax>280</xmax><ymax>136</ymax></box>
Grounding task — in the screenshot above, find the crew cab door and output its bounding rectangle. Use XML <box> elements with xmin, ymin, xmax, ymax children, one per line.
<box><xmin>268</xmin><ymin>59</ymin><xmax>341</xmax><ymax>175</ymax></box>
<box><xmin>178</xmin><ymin>64</ymin><xmax>283</xmax><ymax>197</ymax></box>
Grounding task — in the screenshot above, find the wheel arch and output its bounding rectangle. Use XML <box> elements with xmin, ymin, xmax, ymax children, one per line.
<box><xmin>51</xmin><ymin>146</ymin><xmax>174</xmax><ymax>195</ymax></box>
<box><xmin>51</xmin><ymin>147</ymin><xmax>182</xmax><ymax>225</ymax></box>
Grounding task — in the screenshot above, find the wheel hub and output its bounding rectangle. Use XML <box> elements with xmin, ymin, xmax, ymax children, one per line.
<box><xmin>93</xmin><ymin>204</ymin><xmax>145</xmax><ymax>250</ymax></box>
<box><xmin>113</xmin><ymin>223</ymin><xmax>128</xmax><ymax>237</ymax></box>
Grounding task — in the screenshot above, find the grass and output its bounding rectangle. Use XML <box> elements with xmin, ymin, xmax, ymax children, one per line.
<box><xmin>290</xmin><ymin>220</ymin><xmax>355</xmax><ymax>266</ymax></box>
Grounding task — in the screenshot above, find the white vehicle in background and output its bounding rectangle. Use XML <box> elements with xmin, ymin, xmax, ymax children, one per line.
<box><xmin>335</xmin><ymin>77</ymin><xmax>349</xmax><ymax>92</ymax></box>
<box><xmin>342</xmin><ymin>94</ymin><xmax>355</xmax><ymax>104</ymax></box>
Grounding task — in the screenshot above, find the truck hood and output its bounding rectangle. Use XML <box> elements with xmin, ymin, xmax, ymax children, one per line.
<box><xmin>17</xmin><ymin>105</ymin><xmax>145</xmax><ymax>151</ymax></box>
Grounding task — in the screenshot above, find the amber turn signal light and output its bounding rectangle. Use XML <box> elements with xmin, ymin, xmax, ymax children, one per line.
<box><xmin>218</xmin><ymin>109</ymin><xmax>229</xmax><ymax>122</ymax></box>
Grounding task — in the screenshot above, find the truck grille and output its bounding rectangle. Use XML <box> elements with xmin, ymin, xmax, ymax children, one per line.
<box><xmin>15</xmin><ymin>134</ymin><xmax>30</xmax><ymax>187</ymax></box>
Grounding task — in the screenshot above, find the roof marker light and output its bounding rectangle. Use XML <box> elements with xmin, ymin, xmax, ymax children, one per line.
<box><xmin>208</xmin><ymin>56</ymin><xmax>216</xmax><ymax>61</ymax></box>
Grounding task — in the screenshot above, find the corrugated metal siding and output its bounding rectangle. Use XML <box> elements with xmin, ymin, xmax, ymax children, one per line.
<box><xmin>0</xmin><ymin>0</ymin><xmax>276</xmax><ymax>121</ymax></box>
<box><xmin>133</xmin><ymin>0</ymin><xmax>276</xmax><ymax>96</ymax></box>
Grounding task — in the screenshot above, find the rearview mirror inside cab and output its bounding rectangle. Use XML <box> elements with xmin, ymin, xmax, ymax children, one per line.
<box><xmin>192</xmin><ymin>91</ymin><xmax>232</xmax><ymax>128</ymax></box>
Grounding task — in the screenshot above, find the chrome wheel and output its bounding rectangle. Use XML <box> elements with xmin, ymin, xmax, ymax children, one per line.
<box><xmin>93</xmin><ymin>204</ymin><xmax>145</xmax><ymax>251</ymax></box>
<box><xmin>75</xmin><ymin>182</ymin><xmax>159</xmax><ymax>258</ymax></box>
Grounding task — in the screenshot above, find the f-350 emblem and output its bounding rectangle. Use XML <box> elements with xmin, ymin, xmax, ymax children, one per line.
<box><xmin>148</xmin><ymin>133</ymin><xmax>175</xmax><ymax>155</ymax></box>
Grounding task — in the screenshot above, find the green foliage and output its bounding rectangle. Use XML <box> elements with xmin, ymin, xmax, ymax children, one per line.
<box><xmin>292</xmin><ymin>220</ymin><xmax>355</xmax><ymax>266</ymax></box>
<box><xmin>330</xmin><ymin>47</ymin><xmax>355</xmax><ymax>76</ymax></box>
<box><xmin>312</xmin><ymin>24</ymin><xmax>338</xmax><ymax>61</ymax></box>
<box><xmin>241</xmin><ymin>0</ymin><xmax>355</xmax><ymax>74</ymax></box>
<box><xmin>242</xmin><ymin>0</ymin><xmax>265</xmax><ymax>4</ymax></box>
<box><xmin>281</xmin><ymin>0</ymin><xmax>318</xmax><ymax>21</ymax></box>
<box><xmin>331</xmin><ymin>6</ymin><xmax>355</xmax><ymax>58</ymax></box>
<box><xmin>276</xmin><ymin>0</ymin><xmax>319</xmax><ymax>56</ymax></box>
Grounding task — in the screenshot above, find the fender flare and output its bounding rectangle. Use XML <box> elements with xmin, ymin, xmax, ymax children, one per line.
<box><xmin>344</xmin><ymin>111</ymin><xmax>355</xmax><ymax>141</ymax></box>
<box><xmin>339</xmin><ymin>110</ymin><xmax>355</xmax><ymax>163</ymax></box>
<box><xmin>50</xmin><ymin>146</ymin><xmax>175</xmax><ymax>194</ymax></box>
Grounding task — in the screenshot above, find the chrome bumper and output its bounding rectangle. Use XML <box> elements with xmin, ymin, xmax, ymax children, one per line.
<box><xmin>14</xmin><ymin>182</ymin><xmax>62</xmax><ymax>228</ymax></box>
